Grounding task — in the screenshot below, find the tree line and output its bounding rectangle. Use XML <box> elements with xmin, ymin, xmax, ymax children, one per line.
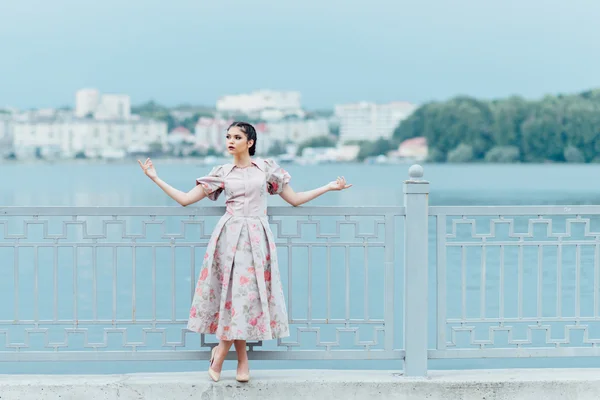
<box><xmin>393</xmin><ymin>89</ymin><xmax>600</xmax><ymax>163</ymax></box>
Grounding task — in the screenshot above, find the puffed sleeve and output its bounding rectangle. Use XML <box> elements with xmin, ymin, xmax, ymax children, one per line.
<box><xmin>264</xmin><ymin>158</ymin><xmax>291</xmax><ymax>195</ymax></box>
<box><xmin>195</xmin><ymin>165</ymin><xmax>225</xmax><ymax>201</ymax></box>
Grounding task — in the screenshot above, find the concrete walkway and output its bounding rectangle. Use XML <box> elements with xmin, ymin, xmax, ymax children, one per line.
<box><xmin>0</xmin><ymin>368</ymin><xmax>599</xmax><ymax>399</ymax></box>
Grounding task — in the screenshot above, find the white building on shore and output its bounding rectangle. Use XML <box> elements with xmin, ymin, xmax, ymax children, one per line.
<box><xmin>335</xmin><ymin>101</ymin><xmax>417</xmax><ymax>143</ymax></box>
<box><xmin>75</xmin><ymin>89</ymin><xmax>131</xmax><ymax>120</ymax></box>
<box><xmin>0</xmin><ymin>113</ymin><xmax>11</xmax><ymax>140</ymax></box>
<box><xmin>11</xmin><ymin>89</ymin><xmax>166</xmax><ymax>159</ymax></box>
<box><xmin>195</xmin><ymin>117</ymin><xmax>275</xmax><ymax>155</ymax></box>
<box><xmin>0</xmin><ymin>113</ymin><xmax>12</xmax><ymax>151</ymax></box>
<box><xmin>216</xmin><ymin>90</ymin><xmax>304</xmax><ymax>119</ymax></box>
<box><xmin>75</xmin><ymin>89</ymin><xmax>100</xmax><ymax>118</ymax></box>
<box><xmin>12</xmin><ymin>116</ymin><xmax>167</xmax><ymax>158</ymax></box>
<box><xmin>264</xmin><ymin>117</ymin><xmax>331</xmax><ymax>144</ymax></box>
<box><xmin>195</xmin><ymin>116</ymin><xmax>331</xmax><ymax>155</ymax></box>
<box><xmin>195</xmin><ymin>117</ymin><xmax>233</xmax><ymax>152</ymax></box>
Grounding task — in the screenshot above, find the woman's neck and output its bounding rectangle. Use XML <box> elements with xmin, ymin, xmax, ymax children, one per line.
<box><xmin>233</xmin><ymin>154</ymin><xmax>252</xmax><ymax>168</ymax></box>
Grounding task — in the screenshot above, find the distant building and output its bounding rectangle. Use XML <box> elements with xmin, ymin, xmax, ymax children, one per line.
<box><xmin>300</xmin><ymin>146</ymin><xmax>338</xmax><ymax>162</ymax></box>
<box><xmin>216</xmin><ymin>90</ymin><xmax>303</xmax><ymax>118</ymax></box>
<box><xmin>253</xmin><ymin>122</ymin><xmax>272</xmax><ymax>155</ymax></box>
<box><xmin>195</xmin><ymin>117</ymin><xmax>233</xmax><ymax>152</ymax></box>
<box><xmin>94</xmin><ymin>94</ymin><xmax>131</xmax><ymax>120</ymax></box>
<box><xmin>0</xmin><ymin>113</ymin><xmax>13</xmax><ymax>154</ymax></box>
<box><xmin>264</xmin><ymin>117</ymin><xmax>331</xmax><ymax>144</ymax></box>
<box><xmin>336</xmin><ymin>145</ymin><xmax>361</xmax><ymax>162</ymax></box>
<box><xmin>390</xmin><ymin>136</ymin><xmax>428</xmax><ymax>161</ymax></box>
<box><xmin>260</xmin><ymin>108</ymin><xmax>304</xmax><ymax>121</ymax></box>
<box><xmin>11</xmin><ymin>89</ymin><xmax>166</xmax><ymax>159</ymax></box>
<box><xmin>169</xmin><ymin>110</ymin><xmax>197</xmax><ymax>122</ymax></box>
<box><xmin>75</xmin><ymin>88</ymin><xmax>131</xmax><ymax>120</ymax></box>
<box><xmin>299</xmin><ymin>145</ymin><xmax>360</xmax><ymax>163</ymax></box>
<box><xmin>195</xmin><ymin>117</ymin><xmax>274</xmax><ymax>155</ymax></box>
<box><xmin>335</xmin><ymin>101</ymin><xmax>417</xmax><ymax>142</ymax></box>
<box><xmin>168</xmin><ymin>126</ymin><xmax>195</xmax><ymax>145</ymax></box>
<box><xmin>0</xmin><ymin>113</ymin><xmax>11</xmax><ymax>141</ymax></box>
<box><xmin>196</xmin><ymin>117</ymin><xmax>332</xmax><ymax>155</ymax></box>
<box><xmin>75</xmin><ymin>89</ymin><xmax>100</xmax><ymax>118</ymax></box>
<box><xmin>12</xmin><ymin>117</ymin><xmax>167</xmax><ymax>158</ymax></box>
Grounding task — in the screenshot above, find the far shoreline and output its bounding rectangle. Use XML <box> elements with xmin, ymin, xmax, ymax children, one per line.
<box><xmin>1</xmin><ymin>158</ymin><xmax>599</xmax><ymax>167</ymax></box>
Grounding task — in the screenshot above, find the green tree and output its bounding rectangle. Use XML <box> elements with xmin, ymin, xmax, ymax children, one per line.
<box><xmin>329</xmin><ymin>124</ymin><xmax>340</xmax><ymax>137</ymax></box>
<box><xmin>426</xmin><ymin>148</ymin><xmax>445</xmax><ymax>162</ymax></box>
<box><xmin>490</xmin><ymin>96</ymin><xmax>529</xmax><ymax>157</ymax></box>
<box><xmin>268</xmin><ymin>141</ymin><xmax>287</xmax><ymax>156</ymax></box>
<box><xmin>564</xmin><ymin>145</ymin><xmax>585</xmax><ymax>163</ymax></box>
<box><xmin>520</xmin><ymin>105</ymin><xmax>565</xmax><ymax>162</ymax></box>
<box><xmin>484</xmin><ymin>146</ymin><xmax>520</xmax><ymax>163</ymax></box>
<box><xmin>356</xmin><ymin>138</ymin><xmax>396</xmax><ymax>161</ymax></box>
<box><xmin>447</xmin><ymin>143</ymin><xmax>474</xmax><ymax>163</ymax></box>
<box><xmin>181</xmin><ymin>111</ymin><xmax>215</xmax><ymax>132</ymax></box>
<box><xmin>149</xmin><ymin>142</ymin><xmax>164</xmax><ymax>154</ymax></box>
<box><xmin>392</xmin><ymin>88</ymin><xmax>600</xmax><ymax>164</ymax></box>
<box><xmin>132</xmin><ymin>101</ymin><xmax>169</xmax><ymax>115</ymax></box>
<box><xmin>394</xmin><ymin>96</ymin><xmax>494</xmax><ymax>159</ymax></box>
<box><xmin>132</xmin><ymin>101</ymin><xmax>177</xmax><ymax>131</ymax></box>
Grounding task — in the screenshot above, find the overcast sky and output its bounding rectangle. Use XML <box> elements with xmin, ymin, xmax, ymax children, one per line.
<box><xmin>1</xmin><ymin>0</ymin><xmax>599</xmax><ymax>109</ymax></box>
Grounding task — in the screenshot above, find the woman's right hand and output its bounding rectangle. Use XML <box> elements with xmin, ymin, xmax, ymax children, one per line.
<box><xmin>138</xmin><ymin>158</ymin><xmax>158</xmax><ymax>180</ymax></box>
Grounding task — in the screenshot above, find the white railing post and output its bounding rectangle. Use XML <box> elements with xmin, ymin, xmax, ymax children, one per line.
<box><xmin>403</xmin><ymin>164</ymin><xmax>429</xmax><ymax>376</ymax></box>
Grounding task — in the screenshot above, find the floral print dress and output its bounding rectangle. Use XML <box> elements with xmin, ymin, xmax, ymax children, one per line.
<box><xmin>187</xmin><ymin>158</ymin><xmax>290</xmax><ymax>340</ymax></box>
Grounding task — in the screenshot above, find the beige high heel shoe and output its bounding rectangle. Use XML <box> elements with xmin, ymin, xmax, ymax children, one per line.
<box><xmin>236</xmin><ymin>364</ymin><xmax>250</xmax><ymax>383</ymax></box>
<box><xmin>208</xmin><ymin>346</ymin><xmax>221</xmax><ymax>382</ymax></box>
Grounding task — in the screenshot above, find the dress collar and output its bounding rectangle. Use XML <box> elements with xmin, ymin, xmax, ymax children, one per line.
<box><xmin>222</xmin><ymin>158</ymin><xmax>265</xmax><ymax>177</ymax></box>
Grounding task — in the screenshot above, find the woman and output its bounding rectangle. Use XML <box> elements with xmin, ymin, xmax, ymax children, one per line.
<box><xmin>138</xmin><ymin>121</ymin><xmax>351</xmax><ymax>382</ymax></box>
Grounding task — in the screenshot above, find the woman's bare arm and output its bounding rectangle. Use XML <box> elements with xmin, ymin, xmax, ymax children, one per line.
<box><xmin>278</xmin><ymin>176</ymin><xmax>352</xmax><ymax>207</ymax></box>
<box><xmin>138</xmin><ymin>158</ymin><xmax>207</xmax><ymax>206</ymax></box>
<box><xmin>151</xmin><ymin>176</ymin><xmax>207</xmax><ymax>206</ymax></box>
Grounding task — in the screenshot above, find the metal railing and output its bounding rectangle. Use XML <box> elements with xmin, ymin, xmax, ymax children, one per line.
<box><xmin>430</xmin><ymin>205</ymin><xmax>600</xmax><ymax>363</ymax></box>
<box><xmin>398</xmin><ymin>166</ymin><xmax>600</xmax><ymax>376</ymax></box>
<box><xmin>3</xmin><ymin>164</ymin><xmax>599</xmax><ymax>376</ymax></box>
<box><xmin>0</xmin><ymin>204</ymin><xmax>404</xmax><ymax>364</ymax></box>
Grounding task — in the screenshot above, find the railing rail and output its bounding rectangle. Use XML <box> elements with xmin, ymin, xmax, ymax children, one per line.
<box><xmin>431</xmin><ymin>204</ymin><xmax>600</xmax><ymax>364</ymax></box>
<box><xmin>0</xmin><ymin>204</ymin><xmax>405</xmax><ymax>363</ymax></box>
<box><xmin>4</xmin><ymin>165</ymin><xmax>600</xmax><ymax>376</ymax></box>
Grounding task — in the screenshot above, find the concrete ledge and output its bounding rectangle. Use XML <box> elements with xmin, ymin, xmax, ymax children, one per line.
<box><xmin>2</xmin><ymin>368</ymin><xmax>600</xmax><ymax>399</ymax></box>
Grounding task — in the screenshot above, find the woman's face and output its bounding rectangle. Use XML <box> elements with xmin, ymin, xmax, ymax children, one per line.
<box><xmin>226</xmin><ymin>126</ymin><xmax>253</xmax><ymax>156</ymax></box>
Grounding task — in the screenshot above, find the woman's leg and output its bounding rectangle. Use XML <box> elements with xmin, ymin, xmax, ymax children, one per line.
<box><xmin>234</xmin><ymin>340</ymin><xmax>249</xmax><ymax>378</ymax></box>
<box><xmin>210</xmin><ymin>339</ymin><xmax>233</xmax><ymax>373</ymax></box>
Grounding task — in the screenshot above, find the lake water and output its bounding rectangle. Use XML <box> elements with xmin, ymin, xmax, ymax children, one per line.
<box><xmin>4</xmin><ymin>161</ymin><xmax>600</xmax><ymax>207</ymax></box>
<box><xmin>3</xmin><ymin>160</ymin><xmax>600</xmax><ymax>374</ymax></box>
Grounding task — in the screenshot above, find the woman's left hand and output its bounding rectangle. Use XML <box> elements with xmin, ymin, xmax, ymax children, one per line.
<box><xmin>328</xmin><ymin>176</ymin><xmax>352</xmax><ymax>191</ymax></box>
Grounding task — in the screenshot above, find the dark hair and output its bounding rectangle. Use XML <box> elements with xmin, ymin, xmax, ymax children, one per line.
<box><xmin>228</xmin><ymin>121</ymin><xmax>257</xmax><ymax>156</ymax></box>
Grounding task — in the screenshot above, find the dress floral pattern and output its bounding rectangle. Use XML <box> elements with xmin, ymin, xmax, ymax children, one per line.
<box><xmin>187</xmin><ymin>158</ymin><xmax>291</xmax><ymax>340</ymax></box>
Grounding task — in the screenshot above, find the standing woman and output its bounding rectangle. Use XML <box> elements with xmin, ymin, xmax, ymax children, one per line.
<box><xmin>138</xmin><ymin>122</ymin><xmax>351</xmax><ymax>382</ymax></box>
